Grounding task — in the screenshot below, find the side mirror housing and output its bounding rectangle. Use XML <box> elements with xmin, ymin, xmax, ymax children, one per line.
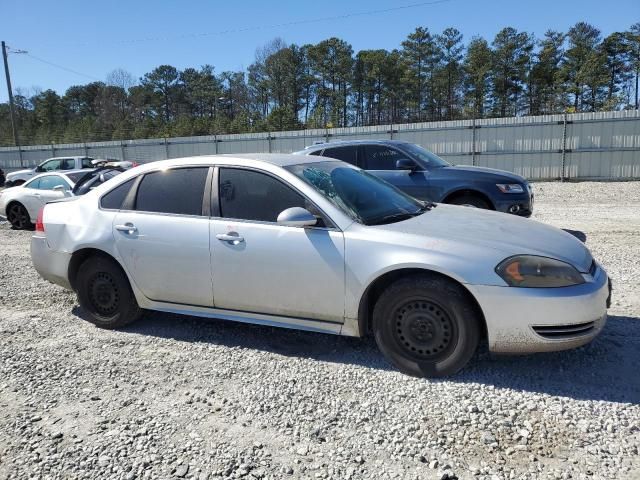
<box><xmin>396</xmin><ymin>158</ymin><xmax>417</xmax><ymax>171</ymax></box>
<box><xmin>277</xmin><ymin>207</ymin><xmax>317</xmax><ymax>227</ymax></box>
<box><xmin>35</xmin><ymin>166</ymin><xmax>44</xmax><ymax>173</ymax></box>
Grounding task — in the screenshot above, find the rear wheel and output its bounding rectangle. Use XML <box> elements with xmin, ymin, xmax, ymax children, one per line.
<box><xmin>76</xmin><ymin>256</ymin><xmax>142</xmax><ymax>329</ymax></box>
<box><xmin>7</xmin><ymin>202</ymin><xmax>32</xmax><ymax>230</ymax></box>
<box><xmin>372</xmin><ymin>274</ymin><xmax>480</xmax><ymax>377</ymax></box>
<box><xmin>448</xmin><ymin>194</ymin><xmax>490</xmax><ymax>210</ymax></box>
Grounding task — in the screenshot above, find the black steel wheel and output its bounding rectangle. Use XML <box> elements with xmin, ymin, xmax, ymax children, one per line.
<box><xmin>7</xmin><ymin>202</ymin><xmax>32</xmax><ymax>230</ymax></box>
<box><xmin>373</xmin><ymin>274</ymin><xmax>480</xmax><ymax>377</ymax></box>
<box><xmin>87</xmin><ymin>272</ymin><xmax>121</xmax><ymax>317</ymax></box>
<box><xmin>392</xmin><ymin>298</ymin><xmax>458</xmax><ymax>362</ymax></box>
<box><xmin>76</xmin><ymin>255</ymin><xmax>142</xmax><ymax>329</ymax></box>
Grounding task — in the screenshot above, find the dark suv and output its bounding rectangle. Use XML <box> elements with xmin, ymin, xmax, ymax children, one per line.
<box><xmin>294</xmin><ymin>140</ymin><xmax>533</xmax><ymax>216</ymax></box>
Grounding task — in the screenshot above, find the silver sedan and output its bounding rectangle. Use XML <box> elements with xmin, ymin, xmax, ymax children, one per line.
<box><xmin>30</xmin><ymin>154</ymin><xmax>611</xmax><ymax>377</ymax></box>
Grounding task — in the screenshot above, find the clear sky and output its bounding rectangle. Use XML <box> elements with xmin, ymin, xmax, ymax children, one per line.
<box><xmin>2</xmin><ymin>0</ymin><xmax>639</xmax><ymax>102</ymax></box>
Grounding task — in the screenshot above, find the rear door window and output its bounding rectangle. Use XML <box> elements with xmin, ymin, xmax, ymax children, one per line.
<box><xmin>322</xmin><ymin>146</ymin><xmax>358</xmax><ymax>166</ymax></box>
<box><xmin>60</xmin><ymin>158</ymin><xmax>76</xmax><ymax>170</ymax></box>
<box><xmin>135</xmin><ymin>168</ymin><xmax>208</xmax><ymax>216</ymax></box>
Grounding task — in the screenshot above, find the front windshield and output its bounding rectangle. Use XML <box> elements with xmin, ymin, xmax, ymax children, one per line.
<box><xmin>287</xmin><ymin>161</ymin><xmax>425</xmax><ymax>225</ymax></box>
<box><xmin>399</xmin><ymin>143</ymin><xmax>450</xmax><ymax>168</ymax></box>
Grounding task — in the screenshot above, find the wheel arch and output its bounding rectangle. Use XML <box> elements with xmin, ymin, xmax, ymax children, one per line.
<box><xmin>357</xmin><ymin>268</ymin><xmax>488</xmax><ymax>340</ymax></box>
<box><xmin>68</xmin><ymin>247</ymin><xmax>126</xmax><ymax>291</ymax></box>
<box><xmin>442</xmin><ymin>188</ymin><xmax>495</xmax><ymax>210</ymax></box>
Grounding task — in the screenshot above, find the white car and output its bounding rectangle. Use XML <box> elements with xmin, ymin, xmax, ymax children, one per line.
<box><xmin>30</xmin><ymin>154</ymin><xmax>611</xmax><ymax>377</ymax></box>
<box><xmin>4</xmin><ymin>156</ymin><xmax>94</xmax><ymax>187</ymax></box>
<box><xmin>1</xmin><ymin>171</ymin><xmax>86</xmax><ymax>229</ymax></box>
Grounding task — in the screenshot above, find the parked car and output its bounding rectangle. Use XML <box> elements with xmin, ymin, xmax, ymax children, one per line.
<box><xmin>1</xmin><ymin>162</ymin><xmax>130</xmax><ymax>229</ymax></box>
<box><xmin>31</xmin><ymin>154</ymin><xmax>610</xmax><ymax>377</ymax></box>
<box><xmin>0</xmin><ymin>167</ymin><xmax>5</xmax><ymax>187</ymax></box>
<box><xmin>4</xmin><ymin>156</ymin><xmax>95</xmax><ymax>187</ymax></box>
<box><xmin>294</xmin><ymin>140</ymin><xmax>534</xmax><ymax>216</ymax></box>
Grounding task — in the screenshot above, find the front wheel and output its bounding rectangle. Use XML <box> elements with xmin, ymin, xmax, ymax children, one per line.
<box><xmin>373</xmin><ymin>274</ymin><xmax>480</xmax><ymax>377</ymax></box>
<box><xmin>76</xmin><ymin>256</ymin><xmax>142</xmax><ymax>329</ymax></box>
<box><xmin>448</xmin><ymin>195</ymin><xmax>490</xmax><ymax>210</ymax></box>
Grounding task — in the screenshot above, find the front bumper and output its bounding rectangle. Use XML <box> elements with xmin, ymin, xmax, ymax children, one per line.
<box><xmin>31</xmin><ymin>235</ymin><xmax>73</xmax><ymax>290</ymax></box>
<box><xmin>493</xmin><ymin>190</ymin><xmax>534</xmax><ymax>217</ymax></box>
<box><xmin>467</xmin><ymin>263</ymin><xmax>609</xmax><ymax>354</ymax></box>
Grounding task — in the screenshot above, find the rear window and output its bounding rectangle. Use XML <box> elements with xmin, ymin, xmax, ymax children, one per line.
<box><xmin>322</xmin><ymin>146</ymin><xmax>358</xmax><ymax>166</ymax></box>
<box><xmin>100</xmin><ymin>178</ymin><xmax>135</xmax><ymax>210</ymax></box>
<box><xmin>65</xmin><ymin>172</ymin><xmax>87</xmax><ymax>183</ymax></box>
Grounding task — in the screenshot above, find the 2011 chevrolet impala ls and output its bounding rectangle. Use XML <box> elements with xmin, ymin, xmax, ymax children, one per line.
<box><xmin>30</xmin><ymin>154</ymin><xmax>612</xmax><ymax>377</ymax></box>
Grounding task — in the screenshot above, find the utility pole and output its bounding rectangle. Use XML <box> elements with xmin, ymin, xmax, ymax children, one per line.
<box><xmin>2</xmin><ymin>41</ymin><xmax>22</xmax><ymax>166</ymax></box>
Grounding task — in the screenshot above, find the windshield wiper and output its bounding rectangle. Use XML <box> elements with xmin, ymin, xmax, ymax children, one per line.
<box><xmin>367</xmin><ymin>203</ymin><xmax>435</xmax><ymax>226</ymax></box>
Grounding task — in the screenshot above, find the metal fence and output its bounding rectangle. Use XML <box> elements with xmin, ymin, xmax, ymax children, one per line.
<box><xmin>1</xmin><ymin>110</ymin><xmax>639</xmax><ymax>180</ymax></box>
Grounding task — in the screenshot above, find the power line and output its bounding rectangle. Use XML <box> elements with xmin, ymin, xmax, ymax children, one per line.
<box><xmin>65</xmin><ymin>0</ymin><xmax>453</xmax><ymax>48</ymax></box>
<box><xmin>23</xmin><ymin>53</ymin><xmax>100</xmax><ymax>81</ymax></box>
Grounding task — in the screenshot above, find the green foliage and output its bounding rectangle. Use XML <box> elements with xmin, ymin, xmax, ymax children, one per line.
<box><xmin>1</xmin><ymin>22</ymin><xmax>638</xmax><ymax>147</ymax></box>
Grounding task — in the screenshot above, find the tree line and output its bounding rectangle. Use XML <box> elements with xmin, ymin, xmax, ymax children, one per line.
<box><xmin>1</xmin><ymin>22</ymin><xmax>638</xmax><ymax>147</ymax></box>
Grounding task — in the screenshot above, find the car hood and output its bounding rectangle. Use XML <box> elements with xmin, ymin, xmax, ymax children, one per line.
<box><xmin>373</xmin><ymin>204</ymin><xmax>592</xmax><ymax>272</ymax></box>
<box><xmin>6</xmin><ymin>168</ymin><xmax>33</xmax><ymax>179</ymax></box>
<box><xmin>436</xmin><ymin>165</ymin><xmax>526</xmax><ymax>183</ymax></box>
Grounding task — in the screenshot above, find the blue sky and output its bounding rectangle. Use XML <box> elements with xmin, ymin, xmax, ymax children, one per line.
<box><xmin>2</xmin><ymin>0</ymin><xmax>638</xmax><ymax>102</ymax></box>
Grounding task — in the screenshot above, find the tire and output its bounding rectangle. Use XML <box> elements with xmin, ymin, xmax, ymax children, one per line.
<box><xmin>372</xmin><ymin>274</ymin><xmax>480</xmax><ymax>377</ymax></box>
<box><xmin>448</xmin><ymin>194</ymin><xmax>490</xmax><ymax>210</ymax></box>
<box><xmin>6</xmin><ymin>202</ymin><xmax>32</xmax><ymax>230</ymax></box>
<box><xmin>76</xmin><ymin>255</ymin><xmax>142</xmax><ymax>329</ymax></box>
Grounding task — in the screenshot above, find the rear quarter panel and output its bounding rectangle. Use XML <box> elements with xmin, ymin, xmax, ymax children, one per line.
<box><xmin>44</xmin><ymin>195</ymin><xmax>117</xmax><ymax>257</ymax></box>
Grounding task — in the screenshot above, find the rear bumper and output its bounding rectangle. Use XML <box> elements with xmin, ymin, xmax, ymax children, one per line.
<box><xmin>31</xmin><ymin>235</ymin><xmax>73</xmax><ymax>290</ymax></box>
<box><xmin>467</xmin><ymin>264</ymin><xmax>609</xmax><ymax>354</ymax></box>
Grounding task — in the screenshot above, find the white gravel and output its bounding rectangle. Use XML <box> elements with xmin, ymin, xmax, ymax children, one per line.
<box><xmin>0</xmin><ymin>181</ymin><xmax>639</xmax><ymax>480</ymax></box>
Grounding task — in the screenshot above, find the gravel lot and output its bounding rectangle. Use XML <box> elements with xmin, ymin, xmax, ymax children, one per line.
<box><xmin>1</xmin><ymin>181</ymin><xmax>639</xmax><ymax>480</ymax></box>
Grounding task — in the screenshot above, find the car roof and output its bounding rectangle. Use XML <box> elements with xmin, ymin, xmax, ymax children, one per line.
<box><xmin>297</xmin><ymin>139</ymin><xmax>412</xmax><ymax>153</ymax></box>
<box><xmin>130</xmin><ymin>153</ymin><xmax>330</xmax><ymax>170</ymax></box>
<box><xmin>28</xmin><ymin>169</ymin><xmax>95</xmax><ymax>182</ymax></box>
<box><xmin>42</xmin><ymin>156</ymin><xmax>92</xmax><ymax>160</ymax></box>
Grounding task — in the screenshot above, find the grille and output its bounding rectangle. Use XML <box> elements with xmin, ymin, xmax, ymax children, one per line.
<box><xmin>532</xmin><ymin>321</ymin><xmax>595</xmax><ymax>339</ymax></box>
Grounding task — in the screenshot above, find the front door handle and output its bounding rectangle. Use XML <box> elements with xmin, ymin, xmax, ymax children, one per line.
<box><xmin>216</xmin><ymin>232</ymin><xmax>244</xmax><ymax>245</ymax></box>
<box><xmin>115</xmin><ymin>223</ymin><xmax>137</xmax><ymax>235</ymax></box>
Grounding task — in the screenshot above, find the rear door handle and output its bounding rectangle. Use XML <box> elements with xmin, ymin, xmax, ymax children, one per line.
<box><xmin>115</xmin><ymin>223</ymin><xmax>137</xmax><ymax>234</ymax></box>
<box><xmin>216</xmin><ymin>233</ymin><xmax>244</xmax><ymax>244</ymax></box>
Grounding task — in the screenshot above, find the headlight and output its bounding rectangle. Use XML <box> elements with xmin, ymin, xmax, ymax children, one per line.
<box><xmin>496</xmin><ymin>255</ymin><xmax>585</xmax><ymax>288</ymax></box>
<box><xmin>496</xmin><ymin>183</ymin><xmax>524</xmax><ymax>193</ymax></box>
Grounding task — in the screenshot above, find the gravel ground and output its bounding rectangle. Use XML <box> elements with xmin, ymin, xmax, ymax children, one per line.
<box><xmin>0</xmin><ymin>181</ymin><xmax>639</xmax><ymax>480</ymax></box>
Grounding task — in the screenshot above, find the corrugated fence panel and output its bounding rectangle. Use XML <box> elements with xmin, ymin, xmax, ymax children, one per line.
<box><xmin>1</xmin><ymin>111</ymin><xmax>638</xmax><ymax>179</ymax></box>
<box><xmin>167</xmin><ymin>136</ymin><xmax>218</xmax><ymax>158</ymax></box>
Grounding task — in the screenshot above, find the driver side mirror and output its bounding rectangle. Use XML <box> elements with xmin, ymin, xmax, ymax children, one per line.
<box><xmin>396</xmin><ymin>158</ymin><xmax>417</xmax><ymax>171</ymax></box>
<box><xmin>35</xmin><ymin>166</ymin><xmax>44</xmax><ymax>173</ymax></box>
<box><xmin>277</xmin><ymin>207</ymin><xmax>317</xmax><ymax>227</ymax></box>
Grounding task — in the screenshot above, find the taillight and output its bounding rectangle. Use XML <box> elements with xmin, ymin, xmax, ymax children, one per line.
<box><xmin>131</xmin><ymin>162</ymin><xmax>139</xmax><ymax>168</ymax></box>
<box><xmin>35</xmin><ymin>207</ymin><xmax>45</xmax><ymax>233</ymax></box>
